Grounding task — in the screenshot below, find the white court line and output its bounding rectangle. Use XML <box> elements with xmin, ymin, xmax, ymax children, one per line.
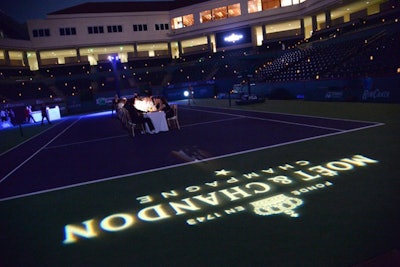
<box><xmin>46</xmin><ymin>117</ymin><xmax>245</xmax><ymax>149</ymax></box>
<box><xmin>182</xmin><ymin>117</ymin><xmax>243</xmax><ymax>128</ymax></box>
<box><xmin>0</xmin><ymin>118</ymin><xmax>81</xmax><ymax>184</ymax></box>
<box><xmin>0</xmin><ymin>123</ymin><xmax>59</xmax><ymax>157</ymax></box>
<box><xmin>0</xmin><ymin>120</ymin><xmax>384</xmax><ymax>202</ymax></box>
<box><xmin>46</xmin><ymin>134</ymin><xmax>129</xmax><ymax>149</ymax></box>
<box><xmin>41</xmin><ymin>106</ymin><xmax>375</xmax><ymax>150</ymax></box>
<box><xmin>184</xmin><ymin>107</ymin><xmax>350</xmax><ymax>132</ymax></box>
<box><xmin>184</xmin><ymin>105</ymin><xmax>383</xmax><ymax>125</ymax></box>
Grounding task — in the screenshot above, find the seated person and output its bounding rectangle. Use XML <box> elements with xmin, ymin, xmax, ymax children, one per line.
<box><xmin>158</xmin><ymin>96</ymin><xmax>174</xmax><ymax>118</ymax></box>
<box><xmin>117</xmin><ymin>98</ymin><xmax>127</xmax><ymax>110</ymax></box>
<box><xmin>124</xmin><ymin>97</ymin><xmax>155</xmax><ymax>132</ymax></box>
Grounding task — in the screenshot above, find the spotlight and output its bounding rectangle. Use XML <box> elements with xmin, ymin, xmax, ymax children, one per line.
<box><xmin>108</xmin><ymin>56</ymin><xmax>120</xmax><ymax>62</ymax></box>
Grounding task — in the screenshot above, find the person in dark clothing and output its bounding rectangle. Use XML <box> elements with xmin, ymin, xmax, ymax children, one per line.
<box><xmin>25</xmin><ymin>106</ymin><xmax>36</xmax><ymax>123</ymax></box>
<box><xmin>40</xmin><ymin>103</ymin><xmax>52</xmax><ymax>125</ymax></box>
<box><xmin>158</xmin><ymin>96</ymin><xmax>174</xmax><ymax>118</ymax></box>
<box><xmin>124</xmin><ymin>97</ymin><xmax>155</xmax><ymax>133</ymax></box>
<box><xmin>111</xmin><ymin>94</ymin><xmax>119</xmax><ymax>116</ymax></box>
<box><xmin>7</xmin><ymin>108</ymin><xmax>16</xmax><ymax>125</ymax></box>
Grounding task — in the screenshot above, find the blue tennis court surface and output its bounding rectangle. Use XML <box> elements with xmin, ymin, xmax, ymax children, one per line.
<box><xmin>0</xmin><ymin>105</ymin><xmax>381</xmax><ymax>201</ymax></box>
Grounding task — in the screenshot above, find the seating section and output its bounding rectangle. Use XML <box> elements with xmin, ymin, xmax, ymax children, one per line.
<box><xmin>256</xmin><ymin>19</ymin><xmax>400</xmax><ymax>82</ymax></box>
<box><xmin>0</xmin><ymin>8</ymin><xmax>399</xmax><ymax>104</ymax></box>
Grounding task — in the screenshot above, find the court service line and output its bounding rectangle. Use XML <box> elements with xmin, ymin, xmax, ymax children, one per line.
<box><xmin>46</xmin><ymin>117</ymin><xmax>244</xmax><ymax>149</ymax></box>
<box><xmin>0</xmin><ymin>118</ymin><xmax>81</xmax><ymax>184</ymax></box>
<box><xmin>185</xmin><ymin>107</ymin><xmax>351</xmax><ymax>132</ymax></box>
<box><xmin>46</xmin><ymin>134</ymin><xmax>129</xmax><ymax>149</ymax></box>
<box><xmin>0</xmin><ymin>120</ymin><xmax>383</xmax><ymax>202</ymax></box>
<box><xmin>182</xmin><ymin>117</ymin><xmax>243</xmax><ymax>128</ymax></box>
<box><xmin>185</xmin><ymin>105</ymin><xmax>384</xmax><ymax>125</ymax></box>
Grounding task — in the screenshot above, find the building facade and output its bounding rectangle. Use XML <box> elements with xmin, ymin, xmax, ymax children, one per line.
<box><xmin>0</xmin><ymin>0</ymin><xmax>394</xmax><ymax>70</ymax></box>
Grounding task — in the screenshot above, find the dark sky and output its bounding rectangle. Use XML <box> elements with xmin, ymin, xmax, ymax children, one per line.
<box><xmin>1</xmin><ymin>0</ymin><xmax>168</xmax><ymax>23</ymax></box>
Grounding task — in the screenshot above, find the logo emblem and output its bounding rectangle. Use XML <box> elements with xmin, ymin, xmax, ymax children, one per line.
<box><xmin>251</xmin><ymin>194</ymin><xmax>303</xmax><ymax>217</ymax></box>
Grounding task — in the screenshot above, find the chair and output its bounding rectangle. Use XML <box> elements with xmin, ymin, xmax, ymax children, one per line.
<box><xmin>118</xmin><ymin>108</ymin><xmax>129</xmax><ymax>128</ymax></box>
<box><xmin>128</xmin><ymin>114</ymin><xmax>146</xmax><ymax>137</ymax></box>
<box><xmin>167</xmin><ymin>104</ymin><xmax>180</xmax><ymax>130</ymax></box>
<box><xmin>119</xmin><ymin>108</ymin><xmax>144</xmax><ymax>137</ymax></box>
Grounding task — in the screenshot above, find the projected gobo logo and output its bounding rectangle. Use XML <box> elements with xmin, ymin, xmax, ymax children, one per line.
<box><xmin>251</xmin><ymin>194</ymin><xmax>303</xmax><ymax>218</ymax></box>
<box><xmin>63</xmin><ymin>155</ymin><xmax>378</xmax><ymax>244</ymax></box>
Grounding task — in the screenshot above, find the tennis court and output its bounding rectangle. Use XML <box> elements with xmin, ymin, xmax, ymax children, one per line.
<box><xmin>1</xmin><ymin>100</ymin><xmax>399</xmax><ymax>266</ymax></box>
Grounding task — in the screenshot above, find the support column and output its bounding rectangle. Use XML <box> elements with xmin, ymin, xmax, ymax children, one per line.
<box><xmin>178</xmin><ymin>41</ymin><xmax>183</xmax><ymax>57</ymax></box>
<box><xmin>325</xmin><ymin>10</ymin><xmax>331</xmax><ymax>28</ymax></box>
<box><xmin>168</xmin><ymin>42</ymin><xmax>172</xmax><ymax>57</ymax></box>
<box><xmin>133</xmin><ymin>43</ymin><xmax>138</xmax><ymax>58</ymax></box>
<box><xmin>262</xmin><ymin>24</ymin><xmax>267</xmax><ymax>43</ymax></box>
<box><xmin>22</xmin><ymin>51</ymin><xmax>29</xmax><ymax>67</ymax></box>
<box><xmin>4</xmin><ymin>50</ymin><xmax>11</xmax><ymax>66</ymax></box>
<box><xmin>207</xmin><ymin>35</ymin><xmax>212</xmax><ymax>53</ymax></box>
<box><xmin>36</xmin><ymin>51</ymin><xmax>42</xmax><ymax>68</ymax></box>
<box><xmin>312</xmin><ymin>15</ymin><xmax>318</xmax><ymax>32</ymax></box>
<box><xmin>76</xmin><ymin>48</ymin><xmax>81</xmax><ymax>63</ymax></box>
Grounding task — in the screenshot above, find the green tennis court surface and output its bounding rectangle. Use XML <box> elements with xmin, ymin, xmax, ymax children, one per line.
<box><xmin>1</xmin><ymin>100</ymin><xmax>399</xmax><ymax>266</ymax></box>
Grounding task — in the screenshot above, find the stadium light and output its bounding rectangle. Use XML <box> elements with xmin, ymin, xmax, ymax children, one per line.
<box><xmin>108</xmin><ymin>56</ymin><xmax>120</xmax><ymax>62</ymax></box>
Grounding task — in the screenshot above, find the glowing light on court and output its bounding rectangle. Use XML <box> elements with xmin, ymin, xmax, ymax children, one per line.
<box><xmin>63</xmin><ymin>219</ymin><xmax>98</xmax><ymax>244</ymax></box>
<box><xmin>100</xmin><ymin>213</ymin><xmax>135</xmax><ymax>232</ymax></box>
<box><xmin>62</xmin><ymin>155</ymin><xmax>379</xmax><ymax>244</ymax></box>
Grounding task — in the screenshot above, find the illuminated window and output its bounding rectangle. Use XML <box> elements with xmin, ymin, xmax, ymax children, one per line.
<box><xmin>263</xmin><ymin>0</ymin><xmax>280</xmax><ymax>9</ymax></box>
<box><xmin>8</xmin><ymin>51</ymin><xmax>24</xmax><ymax>66</ymax></box>
<box><xmin>172</xmin><ymin>14</ymin><xmax>194</xmax><ymax>29</ymax></box>
<box><xmin>281</xmin><ymin>0</ymin><xmax>306</xmax><ymax>6</ymax></box>
<box><xmin>281</xmin><ymin>0</ymin><xmax>292</xmax><ymax>7</ymax></box>
<box><xmin>265</xmin><ymin>20</ymin><xmax>301</xmax><ymax>39</ymax></box>
<box><xmin>183</xmin><ymin>14</ymin><xmax>194</xmax><ymax>27</ymax></box>
<box><xmin>316</xmin><ymin>13</ymin><xmax>326</xmax><ymax>30</ymax></box>
<box><xmin>228</xmin><ymin>4</ymin><xmax>241</xmax><ymax>17</ymax></box>
<box><xmin>0</xmin><ymin>50</ymin><xmax>5</xmax><ymax>61</ymax></box>
<box><xmin>213</xmin><ymin>6</ymin><xmax>227</xmax><ymax>21</ymax></box>
<box><xmin>248</xmin><ymin>0</ymin><xmax>262</xmax><ymax>13</ymax></box>
<box><xmin>181</xmin><ymin>36</ymin><xmax>208</xmax><ymax>54</ymax></box>
<box><xmin>200</xmin><ymin>10</ymin><xmax>212</xmax><ymax>23</ymax></box>
<box><xmin>201</xmin><ymin>4</ymin><xmax>240</xmax><ymax>23</ymax></box>
<box><xmin>171</xmin><ymin>17</ymin><xmax>183</xmax><ymax>29</ymax></box>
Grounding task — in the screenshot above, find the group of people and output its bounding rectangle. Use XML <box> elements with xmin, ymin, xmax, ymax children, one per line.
<box><xmin>0</xmin><ymin>104</ymin><xmax>51</xmax><ymax>128</ymax></box>
<box><xmin>24</xmin><ymin>104</ymin><xmax>52</xmax><ymax>125</ymax></box>
<box><xmin>0</xmin><ymin>107</ymin><xmax>16</xmax><ymax>127</ymax></box>
<box><xmin>113</xmin><ymin>94</ymin><xmax>174</xmax><ymax>134</ymax></box>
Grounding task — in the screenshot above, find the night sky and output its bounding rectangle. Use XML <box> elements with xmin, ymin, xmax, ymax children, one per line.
<box><xmin>1</xmin><ymin>0</ymin><xmax>168</xmax><ymax>23</ymax></box>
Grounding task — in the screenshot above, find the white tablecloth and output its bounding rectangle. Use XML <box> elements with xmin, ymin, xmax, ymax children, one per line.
<box><xmin>32</xmin><ymin>106</ymin><xmax>61</xmax><ymax>122</ymax></box>
<box><xmin>144</xmin><ymin>111</ymin><xmax>169</xmax><ymax>133</ymax></box>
